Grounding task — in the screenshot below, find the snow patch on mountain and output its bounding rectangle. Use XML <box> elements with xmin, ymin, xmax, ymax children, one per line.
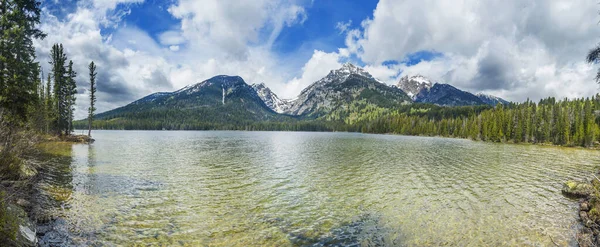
<box><xmin>476</xmin><ymin>93</ymin><xmax>510</xmax><ymax>106</ymax></box>
<box><xmin>251</xmin><ymin>83</ymin><xmax>292</xmax><ymax>113</ymax></box>
<box><xmin>396</xmin><ymin>75</ymin><xmax>433</xmax><ymax>99</ymax></box>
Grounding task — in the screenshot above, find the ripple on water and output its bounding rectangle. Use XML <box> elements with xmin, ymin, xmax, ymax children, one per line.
<box><xmin>38</xmin><ymin>131</ymin><xmax>600</xmax><ymax>246</ymax></box>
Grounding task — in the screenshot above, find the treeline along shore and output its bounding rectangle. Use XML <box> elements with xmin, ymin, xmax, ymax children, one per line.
<box><xmin>77</xmin><ymin>96</ymin><xmax>600</xmax><ymax>148</ymax></box>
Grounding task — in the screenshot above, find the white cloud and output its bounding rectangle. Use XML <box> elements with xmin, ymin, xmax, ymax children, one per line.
<box><xmin>92</xmin><ymin>0</ymin><xmax>143</xmax><ymax>12</ymax></box>
<box><xmin>363</xmin><ymin>64</ymin><xmax>399</xmax><ymax>84</ymax></box>
<box><xmin>35</xmin><ymin>0</ymin><xmax>600</xmax><ymax>120</ymax></box>
<box><xmin>335</xmin><ymin>20</ymin><xmax>352</xmax><ymax>34</ymax></box>
<box><xmin>158</xmin><ymin>30</ymin><xmax>186</xmax><ymax>46</ymax></box>
<box><xmin>345</xmin><ymin>0</ymin><xmax>600</xmax><ymax>102</ymax></box>
<box><xmin>168</xmin><ymin>0</ymin><xmax>306</xmax><ymax>60</ymax></box>
<box><xmin>35</xmin><ymin>1</ymin><xmax>176</xmax><ymax>120</ymax></box>
<box><xmin>284</xmin><ymin>50</ymin><xmax>343</xmax><ymax>98</ymax></box>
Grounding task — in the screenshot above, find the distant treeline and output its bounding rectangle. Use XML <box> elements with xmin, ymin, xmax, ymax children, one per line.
<box><xmin>75</xmin><ymin>96</ymin><xmax>600</xmax><ymax>148</ymax></box>
<box><xmin>359</xmin><ymin>97</ymin><xmax>600</xmax><ymax>147</ymax></box>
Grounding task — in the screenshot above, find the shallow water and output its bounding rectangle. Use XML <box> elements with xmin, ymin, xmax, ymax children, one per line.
<box><xmin>39</xmin><ymin>131</ymin><xmax>600</xmax><ymax>246</ymax></box>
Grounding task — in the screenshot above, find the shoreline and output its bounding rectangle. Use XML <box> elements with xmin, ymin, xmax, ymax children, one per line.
<box><xmin>562</xmin><ymin>176</ymin><xmax>600</xmax><ymax>246</ymax></box>
<box><xmin>1</xmin><ymin>134</ymin><xmax>92</xmax><ymax>246</ymax></box>
<box><xmin>83</xmin><ymin>128</ymin><xmax>600</xmax><ymax>150</ymax></box>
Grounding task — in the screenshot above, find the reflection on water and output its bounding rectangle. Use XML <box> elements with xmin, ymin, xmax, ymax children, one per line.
<box><xmin>39</xmin><ymin>131</ymin><xmax>600</xmax><ymax>246</ymax></box>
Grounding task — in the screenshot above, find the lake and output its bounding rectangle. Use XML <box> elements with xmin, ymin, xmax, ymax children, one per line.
<box><xmin>39</xmin><ymin>130</ymin><xmax>600</xmax><ymax>246</ymax></box>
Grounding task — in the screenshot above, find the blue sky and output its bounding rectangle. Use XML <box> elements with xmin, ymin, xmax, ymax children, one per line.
<box><xmin>35</xmin><ymin>0</ymin><xmax>600</xmax><ymax>119</ymax></box>
<box><xmin>112</xmin><ymin>0</ymin><xmax>391</xmax><ymax>68</ymax></box>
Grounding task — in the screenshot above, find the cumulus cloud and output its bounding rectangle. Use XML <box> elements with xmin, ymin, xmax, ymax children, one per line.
<box><xmin>283</xmin><ymin>50</ymin><xmax>344</xmax><ymax>98</ymax></box>
<box><xmin>34</xmin><ymin>0</ymin><xmax>600</xmax><ymax>120</ymax></box>
<box><xmin>345</xmin><ymin>0</ymin><xmax>600</xmax><ymax>102</ymax></box>
<box><xmin>168</xmin><ymin>0</ymin><xmax>306</xmax><ymax>60</ymax></box>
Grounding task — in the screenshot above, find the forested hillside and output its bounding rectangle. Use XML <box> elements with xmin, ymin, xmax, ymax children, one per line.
<box><xmin>359</xmin><ymin>97</ymin><xmax>600</xmax><ymax>147</ymax></box>
<box><xmin>77</xmin><ymin>95</ymin><xmax>600</xmax><ymax>147</ymax></box>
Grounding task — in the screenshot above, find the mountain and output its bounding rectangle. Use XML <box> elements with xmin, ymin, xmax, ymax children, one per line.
<box><xmin>476</xmin><ymin>93</ymin><xmax>510</xmax><ymax>106</ymax></box>
<box><xmin>396</xmin><ymin>75</ymin><xmax>433</xmax><ymax>99</ymax></box>
<box><xmin>396</xmin><ymin>74</ymin><xmax>509</xmax><ymax>107</ymax></box>
<box><xmin>251</xmin><ymin>83</ymin><xmax>291</xmax><ymax>114</ymax></box>
<box><xmin>415</xmin><ymin>83</ymin><xmax>485</xmax><ymax>106</ymax></box>
<box><xmin>130</xmin><ymin>92</ymin><xmax>173</xmax><ymax>105</ymax></box>
<box><xmin>95</xmin><ymin>75</ymin><xmax>280</xmax><ymax>125</ymax></box>
<box><xmin>284</xmin><ymin>63</ymin><xmax>412</xmax><ymax>116</ymax></box>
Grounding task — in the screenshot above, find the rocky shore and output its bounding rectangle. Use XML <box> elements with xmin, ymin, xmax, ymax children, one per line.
<box><xmin>1</xmin><ymin>135</ymin><xmax>91</xmax><ymax>246</ymax></box>
<box><xmin>562</xmin><ymin>175</ymin><xmax>600</xmax><ymax>246</ymax></box>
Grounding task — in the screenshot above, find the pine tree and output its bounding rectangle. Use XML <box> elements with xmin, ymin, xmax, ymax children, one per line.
<box><xmin>66</xmin><ymin>60</ymin><xmax>77</xmax><ymax>134</ymax></box>
<box><xmin>45</xmin><ymin>72</ymin><xmax>52</xmax><ymax>133</ymax></box>
<box><xmin>50</xmin><ymin>43</ymin><xmax>68</xmax><ymax>134</ymax></box>
<box><xmin>0</xmin><ymin>0</ymin><xmax>45</xmax><ymax>123</ymax></box>
<box><xmin>88</xmin><ymin>61</ymin><xmax>97</xmax><ymax>137</ymax></box>
<box><xmin>584</xmin><ymin>100</ymin><xmax>596</xmax><ymax>147</ymax></box>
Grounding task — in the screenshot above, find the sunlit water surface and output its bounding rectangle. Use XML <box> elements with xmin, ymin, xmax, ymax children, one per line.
<box><xmin>40</xmin><ymin>131</ymin><xmax>600</xmax><ymax>246</ymax></box>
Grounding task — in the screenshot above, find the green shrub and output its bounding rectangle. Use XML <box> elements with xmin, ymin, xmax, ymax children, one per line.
<box><xmin>0</xmin><ymin>191</ymin><xmax>19</xmax><ymax>244</ymax></box>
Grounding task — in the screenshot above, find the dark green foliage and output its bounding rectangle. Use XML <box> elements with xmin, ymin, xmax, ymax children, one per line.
<box><xmin>351</xmin><ymin>96</ymin><xmax>600</xmax><ymax>147</ymax></box>
<box><xmin>0</xmin><ymin>0</ymin><xmax>45</xmax><ymax>122</ymax></box>
<box><xmin>0</xmin><ymin>191</ymin><xmax>19</xmax><ymax>245</ymax></box>
<box><xmin>66</xmin><ymin>60</ymin><xmax>77</xmax><ymax>133</ymax></box>
<box><xmin>48</xmin><ymin>44</ymin><xmax>77</xmax><ymax>135</ymax></box>
<box><xmin>587</xmin><ymin>45</ymin><xmax>600</xmax><ymax>82</ymax></box>
<box><xmin>88</xmin><ymin>61</ymin><xmax>97</xmax><ymax>137</ymax></box>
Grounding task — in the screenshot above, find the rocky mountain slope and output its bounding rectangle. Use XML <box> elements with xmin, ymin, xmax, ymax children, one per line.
<box><xmin>251</xmin><ymin>83</ymin><xmax>291</xmax><ymax>113</ymax></box>
<box><xmin>396</xmin><ymin>75</ymin><xmax>433</xmax><ymax>99</ymax></box>
<box><xmin>283</xmin><ymin>63</ymin><xmax>412</xmax><ymax>117</ymax></box>
<box><xmin>414</xmin><ymin>83</ymin><xmax>485</xmax><ymax>106</ymax></box>
<box><xmin>396</xmin><ymin>75</ymin><xmax>508</xmax><ymax>106</ymax></box>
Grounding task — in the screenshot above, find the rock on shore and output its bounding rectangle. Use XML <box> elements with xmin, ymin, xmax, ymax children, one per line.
<box><xmin>564</xmin><ymin>176</ymin><xmax>600</xmax><ymax>246</ymax></box>
<box><xmin>562</xmin><ymin>180</ymin><xmax>594</xmax><ymax>198</ymax></box>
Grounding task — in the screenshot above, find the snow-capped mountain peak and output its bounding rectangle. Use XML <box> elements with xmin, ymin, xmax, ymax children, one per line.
<box><xmin>327</xmin><ymin>63</ymin><xmax>373</xmax><ymax>80</ymax></box>
<box><xmin>251</xmin><ymin>83</ymin><xmax>291</xmax><ymax>113</ymax></box>
<box><xmin>396</xmin><ymin>74</ymin><xmax>434</xmax><ymax>99</ymax></box>
<box><xmin>282</xmin><ymin>63</ymin><xmax>410</xmax><ymax>116</ymax></box>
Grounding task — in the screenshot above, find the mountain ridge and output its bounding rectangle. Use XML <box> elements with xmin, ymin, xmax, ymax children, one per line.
<box><xmin>93</xmin><ymin>64</ymin><xmax>511</xmax><ymax>127</ymax></box>
<box><xmin>395</xmin><ymin>74</ymin><xmax>508</xmax><ymax>106</ymax></box>
<box><xmin>95</xmin><ymin>75</ymin><xmax>280</xmax><ymax>124</ymax></box>
<box><xmin>281</xmin><ymin>63</ymin><xmax>411</xmax><ymax>117</ymax></box>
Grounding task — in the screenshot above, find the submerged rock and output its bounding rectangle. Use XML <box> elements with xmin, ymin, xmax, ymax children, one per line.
<box><xmin>37</xmin><ymin>218</ymin><xmax>76</xmax><ymax>247</ymax></box>
<box><xmin>562</xmin><ymin>180</ymin><xmax>594</xmax><ymax>198</ymax></box>
<box><xmin>281</xmin><ymin>213</ymin><xmax>400</xmax><ymax>246</ymax></box>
